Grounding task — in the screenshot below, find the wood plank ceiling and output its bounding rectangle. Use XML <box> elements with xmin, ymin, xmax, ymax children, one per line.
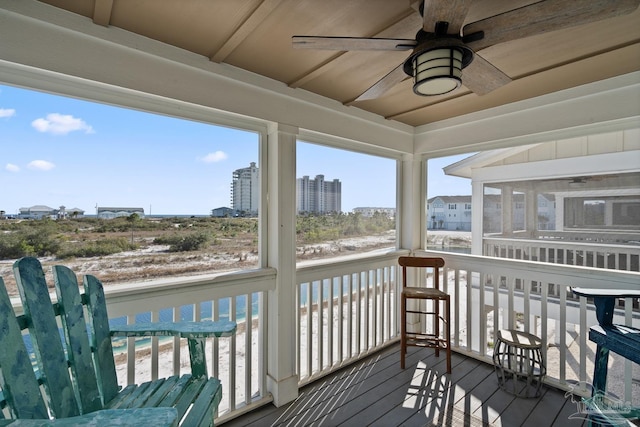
<box><xmin>36</xmin><ymin>0</ymin><xmax>640</xmax><ymax>127</ymax></box>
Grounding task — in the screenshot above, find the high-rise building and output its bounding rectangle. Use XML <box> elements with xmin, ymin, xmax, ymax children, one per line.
<box><xmin>231</xmin><ymin>162</ymin><xmax>259</xmax><ymax>216</ymax></box>
<box><xmin>297</xmin><ymin>174</ymin><xmax>341</xmax><ymax>214</ymax></box>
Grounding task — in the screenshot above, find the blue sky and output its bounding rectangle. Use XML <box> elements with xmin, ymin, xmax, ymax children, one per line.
<box><xmin>1</xmin><ymin>84</ymin><xmax>470</xmax><ymax>215</ymax></box>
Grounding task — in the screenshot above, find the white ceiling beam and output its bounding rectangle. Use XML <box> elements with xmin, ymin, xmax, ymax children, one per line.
<box><xmin>210</xmin><ymin>0</ymin><xmax>283</xmax><ymax>63</ymax></box>
<box><xmin>93</xmin><ymin>0</ymin><xmax>113</xmax><ymax>27</ymax></box>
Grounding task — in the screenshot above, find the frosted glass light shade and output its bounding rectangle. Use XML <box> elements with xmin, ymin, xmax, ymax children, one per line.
<box><xmin>412</xmin><ymin>48</ymin><xmax>463</xmax><ymax>96</ymax></box>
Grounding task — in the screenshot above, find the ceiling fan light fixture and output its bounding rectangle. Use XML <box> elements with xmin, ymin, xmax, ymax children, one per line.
<box><xmin>412</xmin><ymin>47</ymin><xmax>463</xmax><ymax>96</ymax></box>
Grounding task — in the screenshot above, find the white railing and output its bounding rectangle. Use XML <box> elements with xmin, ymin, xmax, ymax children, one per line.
<box><xmin>295</xmin><ymin>249</ymin><xmax>404</xmax><ymax>385</ymax></box>
<box><xmin>484</xmin><ymin>237</ymin><xmax>640</xmax><ymax>271</ymax></box>
<box><xmin>416</xmin><ymin>249</ymin><xmax>639</xmax><ymax>402</ymax></box>
<box><xmin>10</xmin><ymin>251</ymin><xmax>638</xmax><ymax>422</ymax></box>
<box><xmin>295</xmin><ymin>249</ymin><xmax>639</xmax><ymax>403</ymax></box>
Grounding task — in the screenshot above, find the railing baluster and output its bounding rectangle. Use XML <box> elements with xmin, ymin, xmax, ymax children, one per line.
<box><xmin>578</xmin><ymin>295</ymin><xmax>587</xmax><ymax>391</ymax></box>
<box><xmin>492</xmin><ymin>273</ymin><xmax>499</xmax><ymax>350</ymax></box>
<box><xmin>337</xmin><ymin>276</ymin><xmax>344</xmax><ymax>362</ymax></box>
<box><xmin>466</xmin><ymin>269</ymin><xmax>472</xmax><ymax>351</ymax></box>
<box><xmin>327</xmin><ymin>278</ymin><xmax>334</xmax><ymax>368</ymax></box>
<box><xmin>540</xmin><ymin>281</ymin><xmax>548</xmax><ymax>374</ymax></box>
<box><xmin>453</xmin><ymin>269</ymin><xmax>460</xmax><ymax>347</ymax></box>
<box><xmin>151</xmin><ymin>309</ymin><xmax>159</xmax><ymax>381</ymax></box>
<box><xmin>479</xmin><ymin>272</ymin><xmax>486</xmax><ymax>355</ymax></box>
<box><xmin>347</xmin><ymin>274</ymin><xmax>353</xmax><ymax>359</ymax></box>
<box><xmin>229</xmin><ymin>297</ymin><xmax>236</xmax><ymax>411</ymax></box>
<box><xmin>370</xmin><ymin>270</ymin><xmax>375</xmax><ymax>347</ymax></box>
<box><xmin>127</xmin><ymin>314</ymin><xmax>135</xmax><ymax>385</ymax></box>
<box><xmin>245</xmin><ymin>294</ymin><xmax>251</xmax><ymax>405</ymax></box>
<box><xmin>507</xmin><ymin>276</ymin><xmax>515</xmax><ymax>330</ymax></box>
<box><xmin>318</xmin><ymin>280</ymin><xmax>324</xmax><ymax>371</ymax></box>
<box><xmin>355</xmin><ymin>273</ymin><xmax>361</xmax><ymax>356</ymax></box>
<box><xmin>559</xmin><ymin>287</ymin><xmax>567</xmax><ymax>385</ymax></box>
<box><xmin>306</xmin><ymin>282</ymin><xmax>312</xmax><ymax>376</ymax></box>
<box><xmin>212</xmin><ymin>300</ymin><xmax>219</xmax><ymax>380</ymax></box>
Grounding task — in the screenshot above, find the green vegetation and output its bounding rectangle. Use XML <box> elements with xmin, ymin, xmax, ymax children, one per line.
<box><xmin>0</xmin><ymin>213</ymin><xmax>394</xmax><ymax>260</ymax></box>
<box><xmin>153</xmin><ymin>232</ymin><xmax>213</xmax><ymax>252</ymax></box>
<box><xmin>296</xmin><ymin>211</ymin><xmax>394</xmax><ymax>244</ymax></box>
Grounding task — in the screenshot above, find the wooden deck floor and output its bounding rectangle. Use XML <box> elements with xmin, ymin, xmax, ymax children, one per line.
<box><xmin>222</xmin><ymin>344</ymin><xmax>586</xmax><ymax>427</ymax></box>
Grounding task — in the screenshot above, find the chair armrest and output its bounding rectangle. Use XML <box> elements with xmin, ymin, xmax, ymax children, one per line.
<box><xmin>572</xmin><ymin>287</ymin><xmax>640</xmax><ymax>299</ymax></box>
<box><xmin>572</xmin><ymin>288</ymin><xmax>640</xmax><ymax>326</ymax></box>
<box><xmin>109</xmin><ymin>320</ymin><xmax>237</xmax><ymax>338</ymax></box>
<box><xmin>3</xmin><ymin>407</ymin><xmax>177</xmax><ymax>426</ymax></box>
<box><xmin>109</xmin><ymin>320</ymin><xmax>236</xmax><ymax>378</ymax></box>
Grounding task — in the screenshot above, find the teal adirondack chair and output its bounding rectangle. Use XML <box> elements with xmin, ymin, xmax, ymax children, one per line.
<box><xmin>0</xmin><ymin>257</ymin><xmax>236</xmax><ymax>426</ymax></box>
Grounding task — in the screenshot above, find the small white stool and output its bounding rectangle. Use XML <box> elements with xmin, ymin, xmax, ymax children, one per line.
<box><xmin>493</xmin><ymin>329</ymin><xmax>546</xmax><ymax>398</ymax></box>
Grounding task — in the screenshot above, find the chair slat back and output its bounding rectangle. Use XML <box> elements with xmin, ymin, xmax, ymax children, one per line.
<box><xmin>398</xmin><ymin>256</ymin><xmax>445</xmax><ymax>290</ymax></box>
<box><xmin>83</xmin><ymin>273</ymin><xmax>120</xmax><ymax>403</ymax></box>
<box><xmin>53</xmin><ymin>265</ymin><xmax>104</xmax><ymax>413</ymax></box>
<box><xmin>13</xmin><ymin>257</ymin><xmax>80</xmax><ymax>418</ymax></box>
<box><xmin>0</xmin><ymin>277</ymin><xmax>48</xmax><ymax>419</ymax></box>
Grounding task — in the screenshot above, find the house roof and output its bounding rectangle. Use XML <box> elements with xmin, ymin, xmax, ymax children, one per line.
<box><xmin>428</xmin><ymin>196</ymin><xmax>471</xmax><ymax>203</ymax></box>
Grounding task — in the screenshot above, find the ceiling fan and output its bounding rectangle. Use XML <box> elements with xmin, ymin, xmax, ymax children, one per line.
<box><xmin>292</xmin><ymin>0</ymin><xmax>640</xmax><ymax>101</ymax></box>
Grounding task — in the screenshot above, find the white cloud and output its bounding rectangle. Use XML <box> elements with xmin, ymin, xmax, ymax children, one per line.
<box><xmin>31</xmin><ymin>113</ymin><xmax>94</xmax><ymax>135</ymax></box>
<box><xmin>5</xmin><ymin>163</ymin><xmax>20</xmax><ymax>172</ymax></box>
<box><xmin>200</xmin><ymin>151</ymin><xmax>228</xmax><ymax>163</ymax></box>
<box><xmin>0</xmin><ymin>108</ymin><xmax>16</xmax><ymax>118</ymax></box>
<box><xmin>27</xmin><ymin>160</ymin><xmax>55</xmax><ymax>171</ymax></box>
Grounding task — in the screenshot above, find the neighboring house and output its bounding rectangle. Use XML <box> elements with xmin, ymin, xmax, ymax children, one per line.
<box><xmin>428</xmin><ymin>194</ymin><xmax>557</xmax><ymax>232</ymax></box>
<box><xmin>18</xmin><ymin>205</ymin><xmax>57</xmax><ymax>220</ymax></box>
<box><xmin>66</xmin><ymin>207</ymin><xmax>85</xmax><ymax>218</ymax></box>
<box><xmin>97</xmin><ymin>207</ymin><xmax>145</xmax><ymax>219</ymax></box>
<box><xmin>352</xmin><ymin>207</ymin><xmax>395</xmax><ymax>218</ymax></box>
<box><xmin>443</xmin><ymin>133</ymin><xmax>639</xmax><ymax>253</ymax></box>
<box><xmin>17</xmin><ymin>205</ymin><xmax>86</xmax><ymax>220</ymax></box>
<box><xmin>427</xmin><ymin>196</ymin><xmax>472</xmax><ymax>231</ymax></box>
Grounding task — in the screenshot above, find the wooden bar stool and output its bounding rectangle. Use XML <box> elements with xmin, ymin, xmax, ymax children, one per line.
<box><xmin>399</xmin><ymin>256</ymin><xmax>451</xmax><ymax>373</ymax></box>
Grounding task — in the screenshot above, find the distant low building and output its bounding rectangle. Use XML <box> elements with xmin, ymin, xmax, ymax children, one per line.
<box><xmin>17</xmin><ymin>205</ymin><xmax>85</xmax><ymax>219</ymax></box>
<box><xmin>211</xmin><ymin>207</ymin><xmax>234</xmax><ymax>217</ymax></box>
<box><xmin>66</xmin><ymin>207</ymin><xmax>85</xmax><ymax>218</ymax></box>
<box><xmin>18</xmin><ymin>205</ymin><xmax>56</xmax><ymax>220</ymax></box>
<box><xmin>97</xmin><ymin>207</ymin><xmax>145</xmax><ymax>219</ymax></box>
<box><xmin>352</xmin><ymin>207</ymin><xmax>395</xmax><ymax>218</ymax></box>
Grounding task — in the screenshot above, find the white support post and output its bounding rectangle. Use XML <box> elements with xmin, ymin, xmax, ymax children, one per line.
<box><xmin>526</xmin><ymin>190</ymin><xmax>537</xmax><ymax>239</ymax></box>
<box><xmin>399</xmin><ymin>153</ymin><xmax>423</xmax><ymax>251</ymax></box>
<box><xmin>471</xmin><ymin>181</ymin><xmax>484</xmax><ymax>255</ymax></box>
<box><xmin>265</xmin><ymin>122</ymin><xmax>299</xmax><ymax>406</ymax></box>
<box><xmin>502</xmin><ymin>186</ymin><xmax>513</xmax><ymax>237</ymax></box>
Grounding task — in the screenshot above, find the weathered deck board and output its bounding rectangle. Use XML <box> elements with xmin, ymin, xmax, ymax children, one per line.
<box><xmin>222</xmin><ymin>344</ymin><xmax>585</xmax><ymax>426</ymax></box>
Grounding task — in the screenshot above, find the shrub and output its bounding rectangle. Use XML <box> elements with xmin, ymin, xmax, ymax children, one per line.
<box><xmin>154</xmin><ymin>232</ymin><xmax>211</xmax><ymax>252</ymax></box>
<box><xmin>0</xmin><ymin>223</ymin><xmax>62</xmax><ymax>259</ymax></box>
<box><xmin>57</xmin><ymin>238</ymin><xmax>138</xmax><ymax>259</ymax></box>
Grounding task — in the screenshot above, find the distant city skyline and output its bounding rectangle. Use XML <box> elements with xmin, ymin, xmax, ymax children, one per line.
<box><xmin>1</xmin><ymin>84</ymin><xmax>471</xmax><ymax>215</ymax></box>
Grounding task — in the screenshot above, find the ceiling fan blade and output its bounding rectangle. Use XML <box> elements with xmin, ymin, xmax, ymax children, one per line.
<box><xmin>350</xmin><ymin>64</ymin><xmax>409</xmax><ymax>103</ymax></box>
<box><xmin>462</xmin><ymin>54</ymin><xmax>512</xmax><ymax>95</ymax></box>
<box><xmin>422</xmin><ymin>0</ymin><xmax>474</xmax><ymax>34</ymax></box>
<box><xmin>292</xmin><ymin>36</ymin><xmax>416</xmax><ymax>51</ymax></box>
<box><xmin>464</xmin><ymin>0</ymin><xmax>640</xmax><ymax>51</ymax></box>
